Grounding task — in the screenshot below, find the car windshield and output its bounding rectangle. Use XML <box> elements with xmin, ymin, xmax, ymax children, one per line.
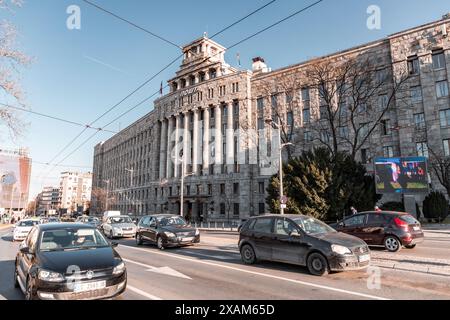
<box><xmin>292</xmin><ymin>216</ymin><xmax>336</xmax><ymax>235</ymax></box>
<box><xmin>87</xmin><ymin>217</ymin><xmax>99</xmax><ymax>223</ymax></box>
<box><xmin>158</xmin><ymin>216</ymin><xmax>186</xmax><ymax>226</ymax></box>
<box><xmin>39</xmin><ymin>228</ymin><xmax>109</xmax><ymax>252</ymax></box>
<box><xmin>399</xmin><ymin>214</ymin><xmax>419</xmax><ymax>224</ymax></box>
<box><xmin>48</xmin><ymin>218</ymin><xmax>59</xmax><ymax>222</ymax></box>
<box><xmin>18</xmin><ymin>220</ymin><xmax>39</xmax><ymax>227</ymax></box>
<box><xmin>110</xmin><ymin>216</ymin><xmax>132</xmax><ymax>224</ymax></box>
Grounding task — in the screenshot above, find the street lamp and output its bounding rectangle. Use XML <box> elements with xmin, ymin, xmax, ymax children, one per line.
<box><xmin>124</xmin><ymin>168</ymin><xmax>134</xmax><ymax>214</ymax></box>
<box><xmin>265</xmin><ymin>119</ymin><xmax>293</xmax><ymax>215</ymax></box>
<box><xmin>103</xmin><ymin>179</ymin><xmax>110</xmax><ymax>211</ymax></box>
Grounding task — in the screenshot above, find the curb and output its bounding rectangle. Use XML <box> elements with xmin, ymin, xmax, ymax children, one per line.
<box><xmin>371</xmin><ymin>259</ymin><xmax>450</xmax><ymax>277</ymax></box>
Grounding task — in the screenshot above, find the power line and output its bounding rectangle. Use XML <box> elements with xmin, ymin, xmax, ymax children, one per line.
<box><xmin>81</xmin><ymin>0</ymin><xmax>181</xmax><ymax>49</ymax></box>
<box><xmin>33</xmin><ymin>160</ymin><xmax>92</xmax><ymax>169</ymax></box>
<box><xmin>42</xmin><ymin>0</ymin><xmax>279</xmax><ymax>172</ymax></box>
<box><xmin>1</xmin><ymin>103</ymin><xmax>117</xmax><ymax>134</ymax></box>
<box><xmin>52</xmin><ymin>0</ymin><xmax>325</xmax><ymax>168</ymax></box>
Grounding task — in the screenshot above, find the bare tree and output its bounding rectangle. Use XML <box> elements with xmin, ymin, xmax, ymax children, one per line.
<box><xmin>91</xmin><ymin>187</ymin><xmax>117</xmax><ymax>214</ymax></box>
<box><xmin>427</xmin><ymin>146</ymin><xmax>450</xmax><ymax>198</ymax></box>
<box><xmin>0</xmin><ymin>0</ymin><xmax>30</xmax><ymax>139</ymax></box>
<box><xmin>305</xmin><ymin>54</ymin><xmax>411</xmax><ymax>160</ymax></box>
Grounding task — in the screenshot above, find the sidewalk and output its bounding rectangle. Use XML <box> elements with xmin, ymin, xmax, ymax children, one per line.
<box><xmin>0</xmin><ymin>224</ymin><xmax>12</xmax><ymax>230</ymax></box>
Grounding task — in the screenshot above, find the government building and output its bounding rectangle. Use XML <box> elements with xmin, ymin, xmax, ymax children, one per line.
<box><xmin>92</xmin><ymin>14</ymin><xmax>450</xmax><ymax>221</ymax></box>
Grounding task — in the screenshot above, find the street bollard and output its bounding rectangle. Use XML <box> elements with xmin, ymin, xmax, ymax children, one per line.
<box><xmin>195</xmin><ymin>222</ymin><xmax>197</xmax><ymax>228</ymax></box>
<box><xmin>208</xmin><ymin>222</ymin><xmax>211</xmax><ymax>229</ymax></box>
<box><xmin>222</xmin><ymin>222</ymin><xmax>224</xmax><ymax>230</ymax></box>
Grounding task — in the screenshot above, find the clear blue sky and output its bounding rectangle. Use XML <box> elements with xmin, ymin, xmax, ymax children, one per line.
<box><xmin>1</xmin><ymin>0</ymin><xmax>449</xmax><ymax>198</ymax></box>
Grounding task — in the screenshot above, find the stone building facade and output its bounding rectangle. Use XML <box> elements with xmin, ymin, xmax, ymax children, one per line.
<box><xmin>93</xmin><ymin>15</ymin><xmax>450</xmax><ymax>220</ymax></box>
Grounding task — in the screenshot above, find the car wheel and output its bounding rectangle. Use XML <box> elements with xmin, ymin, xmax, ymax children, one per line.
<box><xmin>13</xmin><ymin>264</ymin><xmax>19</xmax><ymax>288</ymax></box>
<box><xmin>240</xmin><ymin>244</ymin><xmax>257</xmax><ymax>265</ymax></box>
<box><xmin>307</xmin><ymin>252</ymin><xmax>329</xmax><ymax>276</ymax></box>
<box><xmin>157</xmin><ymin>236</ymin><xmax>165</xmax><ymax>250</ymax></box>
<box><xmin>136</xmin><ymin>234</ymin><xmax>143</xmax><ymax>245</ymax></box>
<box><xmin>25</xmin><ymin>278</ymin><xmax>37</xmax><ymax>300</ymax></box>
<box><xmin>384</xmin><ymin>236</ymin><xmax>401</xmax><ymax>252</ymax></box>
<box><xmin>405</xmin><ymin>244</ymin><xmax>416</xmax><ymax>249</ymax></box>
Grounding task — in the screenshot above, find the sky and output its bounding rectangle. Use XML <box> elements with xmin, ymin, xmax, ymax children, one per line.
<box><xmin>0</xmin><ymin>0</ymin><xmax>449</xmax><ymax>199</ymax></box>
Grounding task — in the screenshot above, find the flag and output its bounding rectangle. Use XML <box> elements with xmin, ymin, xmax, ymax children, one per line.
<box><xmin>236</xmin><ymin>53</ymin><xmax>241</xmax><ymax>68</ymax></box>
<box><xmin>160</xmin><ymin>81</ymin><xmax>163</xmax><ymax>96</ymax></box>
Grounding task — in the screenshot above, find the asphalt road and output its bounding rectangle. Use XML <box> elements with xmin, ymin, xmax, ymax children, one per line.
<box><xmin>1</xmin><ymin>227</ymin><xmax>449</xmax><ymax>300</ymax></box>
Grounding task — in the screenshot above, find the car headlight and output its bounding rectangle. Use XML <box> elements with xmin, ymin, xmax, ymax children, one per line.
<box><xmin>195</xmin><ymin>228</ymin><xmax>200</xmax><ymax>236</ymax></box>
<box><xmin>164</xmin><ymin>231</ymin><xmax>176</xmax><ymax>238</ymax></box>
<box><xmin>331</xmin><ymin>244</ymin><xmax>352</xmax><ymax>255</ymax></box>
<box><xmin>38</xmin><ymin>269</ymin><xmax>65</xmax><ymax>282</ymax></box>
<box><xmin>113</xmin><ymin>262</ymin><xmax>125</xmax><ymax>275</ymax></box>
<box><xmin>113</xmin><ymin>227</ymin><xmax>121</xmax><ymax>232</ymax></box>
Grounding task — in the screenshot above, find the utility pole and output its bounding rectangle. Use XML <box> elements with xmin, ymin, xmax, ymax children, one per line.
<box><xmin>103</xmin><ymin>180</ymin><xmax>110</xmax><ymax>212</ymax></box>
<box><xmin>125</xmin><ymin>168</ymin><xmax>134</xmax><ymax>214</ymax></box>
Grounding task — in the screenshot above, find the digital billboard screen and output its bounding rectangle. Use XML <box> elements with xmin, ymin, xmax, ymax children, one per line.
<box><xmin>374</xmin><ymin>157</ymin><xmax>429</xmax><ymax>194</ymax></box>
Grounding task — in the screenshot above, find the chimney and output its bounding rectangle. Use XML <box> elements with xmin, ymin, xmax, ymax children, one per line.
<box><xmin>252</xmin><ymin>57</ymin><xmax>269</xmax><ymax>74</ymax></box>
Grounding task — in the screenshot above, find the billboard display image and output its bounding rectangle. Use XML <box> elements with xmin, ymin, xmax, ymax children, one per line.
<box><xmin>374</xmin><ymin>157</ymin><xmax>429</xmax><ymax>194</ymax></box>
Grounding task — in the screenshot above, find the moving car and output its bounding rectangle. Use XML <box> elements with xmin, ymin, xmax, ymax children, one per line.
<box><xmin>13</xmin><ymin>219</ymin><xmax>40</xmax><ymax>241</ymax></box>
<box><xmin>330</xmin><ymin>211</ymin><xmax>424</xmax><ymax>252</ymax></box>
<box><xmin>79</xmin><ymin>216</ymin><xmax>102</xmax><ymax>229</ymax></box>
<box><xmin>136</xmin><ymin>214</ymin><xmax>200</xmax><ymax>250</ymax></box>
<box><xmin>102</xmin><ymin>215</ymin><xmax>136</xmax><ymax>239</ymax></box>
<box><xmin>40</xmin><ymin>217</ymin><xmax>60</xmax><ymax>224</ymax></box>
<box><xmin>14</xmin><ymin>223</ymin><xmax>127</xmax><ymax>300</ymax></box>
<box><xmin>239</xmin><ymin>214</ymin><xmax>370</xmax><ymax>276</ymax></box>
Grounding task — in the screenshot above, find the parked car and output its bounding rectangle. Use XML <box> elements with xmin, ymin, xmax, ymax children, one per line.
<box><xmin>102</xmin><ymin>215</ymin><xmax>136</xmax><ymax>239</ymax></box>
<box><xmin>329</xmin><ymin>211</ymin><xmax>424</xmax><ymax>252</ymax></box>
<box><xmin>239</xmin><ymin>214</ymin><xmax>370</xmax><ymax>276</ymax></box>
<box><xmin>13</xmin><ymin>219</ymin><xmax>40</xmax><ymax>241</ymax></box>
<box><xmin>47</xmin><ymin>217</ymin><xmax>61</xmax><ymax>223</ymax></box>
<box><xmin>14</xmin><ymin>223</ymin><xmax>127</xmax><ymax>300</ymax></box>
<box><xmin>135</xmin><ymin>214</ymin><xmax>200</xmax><ymax>250</ymax></box>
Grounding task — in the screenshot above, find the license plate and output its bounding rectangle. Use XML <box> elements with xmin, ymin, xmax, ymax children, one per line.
<box><xmin>358</xmin><ymin>254</ymin><xmax>370</xmax><ymax>263</ymax></box>
<box><xmin>413</xmin><ymin>226</ymin><xmax>420</xmax><ymax>231</ymax></box>
<box><xmin>182</xmin><ymin>237</ymin><xmax>194</xmax><ymax>242</ymax></box>
<box><xmin>73</xmin><ymin>280</ymin><xmax>106</xmax><ymax>293</ymax></box>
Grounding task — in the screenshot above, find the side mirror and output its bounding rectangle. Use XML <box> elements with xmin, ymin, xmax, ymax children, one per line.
<box><xmin>338</xmin><ymin>222</ymin><xmax>344</xmax><ymax>227</ymax></box>
<box><xmin>290</xmin><ymin>230</ymin><xmax>301</xmax><ymax>237</ymax></box>
<box><xmin>150</xmin><ymin>222</ymin><xmax>156</xmax><ymax>228</ymax></box>
<box><xmin>111</xmin><ymin>242</ymin><xmax>119</xmax><ymax>248</ymax></box>
<box><xmin>20</xmin><ymin>246</ymin><xmax>30</xmax><ymax>254</ymax></box>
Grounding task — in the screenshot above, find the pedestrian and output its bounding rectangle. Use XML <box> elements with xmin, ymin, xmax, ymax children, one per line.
<box><xmin>374</xmin><ymin>206</ymin><xmax>382</xmax><ymax>212</ymax></box>
<box><xmin>350</xmin><ymin>206</ymin><xmax>358</xmax><ymax>215</ymax></box>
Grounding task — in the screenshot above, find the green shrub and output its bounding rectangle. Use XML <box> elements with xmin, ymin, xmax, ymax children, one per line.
<box><xmin>422</xmin><ymin>191</ymin><xmax>449</xmax><ymax>223</ymax></box>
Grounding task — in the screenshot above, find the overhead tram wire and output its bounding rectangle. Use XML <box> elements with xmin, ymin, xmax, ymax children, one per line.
<box><xmin>81</xmin><ymin>0</ymin><xmax>181</xmax><ymax>49</ymax></box>
<box><xmin>42</xmin><ymin>0</ymin><xmax>279</xmax><ymax>172</ymax></box>
<box><xmin>52</xmin><ymin>0</ymin><xmax>325</xmax><ymax>167</ymax></box>
<box><xmin>1</xmin><ymin>104</ymin><xmax>116</xmax><ymax>134</ymax></box>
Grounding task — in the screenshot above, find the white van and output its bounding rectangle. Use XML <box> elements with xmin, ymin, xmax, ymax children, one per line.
<box><xmin>102</xmin><ymin>211</ymin><xmax>121</xmax><ymax>223</ymax></box>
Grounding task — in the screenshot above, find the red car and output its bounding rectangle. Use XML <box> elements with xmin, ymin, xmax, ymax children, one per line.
<box><xmin>330</xmin><ymin>211</ymin><xmax>424</xmax><ymax>252</ymax></box>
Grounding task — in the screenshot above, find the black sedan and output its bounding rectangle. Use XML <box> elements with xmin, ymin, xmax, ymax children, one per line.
<box><xmin>239</xmin><ymin>214</ymin><xmax>370</xmax><ymax>276</ymax></box>
<box><xmin>135</xmin><ymin>214</ymin><xmax>200</xmax><ymax>249</ymax></box>
<box><xmin>14</xmin><ymin>223</ymin><xmax>127</xmax><ymax>300</ymax></box>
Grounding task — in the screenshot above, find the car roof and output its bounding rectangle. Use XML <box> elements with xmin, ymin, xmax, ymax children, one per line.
<box><xmin>358</xmin><ymin>211</ymin><xmax>409</xmax><ymax>216</ymax></box>
<box><xmin>247</xmin><ymin>214</ymin><xmax>309</xmax><ymax>219</ymax></box>
<box><xmin>144</xmin><ymin>214</ymin><xmax>181</xmax><ymax>218</ymax></box>
<box><xmin>37</xmin><ymin>222</ymin><xmax>95</xmax><ymax>231</ymax></box>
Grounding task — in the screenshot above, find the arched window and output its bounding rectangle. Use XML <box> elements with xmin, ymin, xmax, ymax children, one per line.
<box><xmin>189</xmin><ymin>75</ymin><xmax>196</xmax><ymax>86</ymax></box>
<box><xmin>180</xmin><ymin>78</ymin><xmax>186</xmax><ymax>89</ymax></box>
<box><xmin>172</xmin><ymin>82</ymin><xmax>178</xmax><ymax>92</ymax></box>
<box><xmin>199</xmin><ymin>72</ymin><xmax>206</xmax><ymax>82</ymax></box>
<box><xmin>209</xmin><ymin>68</ymin><xmax>217</xmax><ymax>79</ymax></box>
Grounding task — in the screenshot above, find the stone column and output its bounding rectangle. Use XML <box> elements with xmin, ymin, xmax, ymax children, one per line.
<box><xmin>203</xmin><ymin>107</ymin><xmax>210</xmax><ymax>175</ymax></box>
<box><xmin>226</xmin><ymin>102</ymin><xmax>234</xmax><ymax>172</ymax></box>
<box><xmin>159</xmin><ymin>119</ymin><xmax>167</xmax><ymax>179</ymax></box>
<box><xmin>166</xmin><ymin>116</ymin><xmax>174</xmax><ymax>178</ymax></box>
<box><xmin>192</xmin><ymin>109</ymin><xmax>200</xmax><ymax>175</ymax></box>
<box><xmin>174</xmin><ymin>114</ymin><xmax>181</xmax><ymax>178</ymax></box>
<box><xmin>214</xmin><ymin>104</ymin><xmax>223</xmax><ymax>173</ymax></box>
<box><xmin>183</xmin><ymin>112</ymin><xmax>190</xmax><ymax>174</ymax></box>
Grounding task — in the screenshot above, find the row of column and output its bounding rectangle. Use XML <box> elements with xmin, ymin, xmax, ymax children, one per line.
<box><xmin>158</xmin><ymin>102</ymin><xmax>236</xmax><ymax>180</ymax></box>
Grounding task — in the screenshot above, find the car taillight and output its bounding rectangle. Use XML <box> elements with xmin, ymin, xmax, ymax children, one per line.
<box><xmin>394</xmin><ymin>217</ymin><xmax>409</xmax><ymax>230</ymax></box>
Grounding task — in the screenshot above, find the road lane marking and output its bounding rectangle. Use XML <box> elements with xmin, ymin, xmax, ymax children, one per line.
<box><xmin>120</xmin><ymin>245</ymin><xmax>390</xmax><ymax>300</ymax></box>
<box><xmin>126</xmin><ymin>285</ymin><xmax>163</xmax><ymax>300</ymax></box>
<box><xmin>123</xmin><ymin>258</ymin><xmax>191</xmax><ymax>279</ymax></box>
<box><xmin>0</xmin><ymin>294</ymin><xmax>6</xmax><ymax>300</ymax></box>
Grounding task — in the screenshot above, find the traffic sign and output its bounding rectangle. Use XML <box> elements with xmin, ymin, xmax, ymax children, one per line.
<box><xmin>280</xmin><ymin>196</ymin><xmax>288</xmax><ymax>205</ymax></box>
<box><xmin>280</xmin><ymin>204</ymin><xmax>287</xmax><ymax>209</ymax></box>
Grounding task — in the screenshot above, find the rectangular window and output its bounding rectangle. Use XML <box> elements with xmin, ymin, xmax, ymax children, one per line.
<box><xmin>220</xmin><ymin>203</ymin><xmax>226</xmax><ymax>215</ymax></box>
<box><xmin>233</xmin><ymin>203</ymin><xmax>240</xmax><ymax>216</ymax></box>
<box><xmin>410</xmin><ymin>86</ymin><xmax>423</xmax><ymax>103</ymax></box>
<box><xmin>258</xmin><ymin>182</ymin><xmax>265</xmax><ymax>194</ymax></box>
<box><xmin>302</xmin><ymin>108</ymin><xmax>310</xmax><ymax>124</ymax></box>
<box><xmin>320</xmin><ymin>130</ymin><xmax>330</xmax><ymax>143</ymax></box>
<box><xmin>220</xmin><ymin>183</ymin><xmax>225</xmax><ymax>195</ymax></box>
<box><xmin>432</xmin><ymin>51</ymin><xmax>446</xmax><ymax>70</ymax></box>
<box><xmin>233</xmin><ymin>183</ymin><xmax>239</xmax><ymax>195</ymax></box>
<box><xmin>380</xmin><ymin>119</ymin><xmax>391</xmax><ymax>135</ymax></box>
<box><xmin>208</xmin><ymin>184</ymin><xmax>212</xmax><ymax>195</ymax></box>
<box><xmin>320</xmin><ymin>106</ymin><xmax>328</xmax><ymax>119</ymax></box>
<box><xmin>257</xmin><ymin>97</ymin><xmax>264</xmax><ymax>112</ymax></box>
<box><xmin>304</xmin><ymin>131</ymin><xmax>312</xmax><ymax>142</ymax></box>
<box><xmin>259</xmin><ymin>203</ymin><xmax>265</xmax><ymax>215</ymax></box>
<box><xmin>414</xmin><ymin>113</ymin><xmax>425</xmax><ymax>130</ymax></box>
<box><xmin>287</xmin><ymin>111</ymin><xmax>294</xmax><ymax>127</ymax></box>
<box><xmin>257</xmin><ymin>118</ymin><xmax>265</xmax><ymax>130</ymax></box>
<box><xmin>339</xmin><ymin>126</ymin><xmax>349</xmax><ymax>139</ymax></box>
<box><xmin>378</xmin><ymin>94</ymin><xmax>388</xmax><ymax>110</ymax></box>
<box><xmin>383</xmin><ymin>146</ymin><xmax>394</xmax><ymax>158</ymax></box>
<box><xmin>285</xmin><ymin>91</ymin><xmax>293</xmax><ymax>104</ymax></box>
<box><xmin>408</xmin><ymin>56</ymin><xmax>420</xmax><ymax>75</ymax></box>
<box><xmin>444</xmin><ymin>139</ymin><xmax>450</xmax><ymax>156</ymax></box>
<box><xmin>271</xmin><ymin>94</ymin><xmax>278</xmax><ymax>108</ymax></box>
<box><xmin>440</xmin><ymin>109</ymin><xmax>450</xmax><ymax>127</ymax></box>
<box><xmin>301</xmin><ymin>87</ymin><xmax>310</xmax><ymax>101</ymax></box>
<box><xmin>436</xmin><ymin>80</ymin><xmax>449</xmax><ymax>98</ymax></box>
<box><xmin>361</xmin><ymin>148</ymin><xmax>369</xmax><ymax>164</ymax></box>
<box><xmin>416</xmin><ymin>142</ymin><xmax>429</xmax><ymax>158</ymax></box>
